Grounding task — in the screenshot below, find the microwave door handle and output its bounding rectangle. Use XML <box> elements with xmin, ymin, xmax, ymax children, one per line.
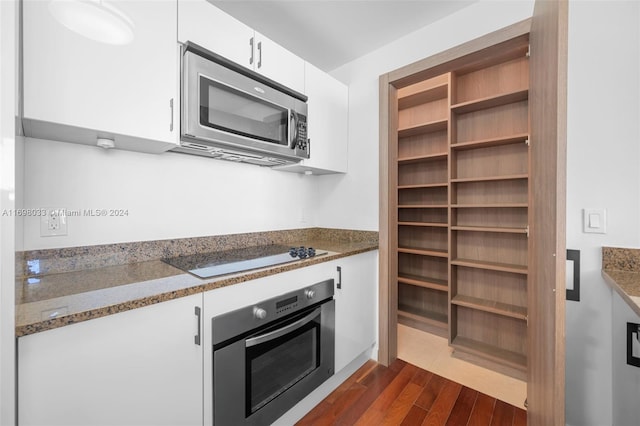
<box><xmin>289</xmin><ymin>110</ymin><xmax>298</xmax><ymax>149</ymax></box>
<box><xmin>245</xmin><ymin>307</ymin><xmax>320</xmax><ymax>348</ymax></box>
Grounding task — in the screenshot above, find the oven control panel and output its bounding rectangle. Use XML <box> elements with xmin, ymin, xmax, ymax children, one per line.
<box><xmin>275</xmin><ymin>295</ymin><xmax>299</xmax><ymax>315</ymax></box>
<box><xmin>212</xmin><ymin>278</ymin><xmax>335</xmax><ymax>346</ymax></box>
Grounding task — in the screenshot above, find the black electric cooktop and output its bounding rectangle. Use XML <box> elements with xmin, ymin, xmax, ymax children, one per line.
<box><xmin>162</xmin><ymin>244</ymin><xmax>327</xmax><ymax>279</ymax></box>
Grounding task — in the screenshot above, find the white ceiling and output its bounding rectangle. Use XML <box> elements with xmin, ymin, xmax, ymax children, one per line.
<box><xmin>209</xmin><ymin>1</ymin><xmax>476</xmax><ymax>72</ymax></box>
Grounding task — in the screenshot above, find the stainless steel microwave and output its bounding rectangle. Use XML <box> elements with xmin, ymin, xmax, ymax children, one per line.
<box><xmin>174</xmin><ymin>43</ymin><xmax>309</xmax><ymax>166</ymax></box>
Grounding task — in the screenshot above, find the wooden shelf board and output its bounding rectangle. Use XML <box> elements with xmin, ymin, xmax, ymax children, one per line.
<box><xmin>398</xmin><ymin>183</ymin><xmax>448</xmax><ymax>190</ymax></box>
<box><xmin>451</xmin><ymin>89</ymin><xmax>529</xmax><ymax>114</ymax></box>
<box><xmin>398</xmin><ymin>82</ymin><xmax>448</xmax><ymax>109</ymax></box>
<box><xmin>451</xmin><ymin>295</ymin><xmax>527</xmax><ymax>320</ymax></box>
<box><xmin>398</xmin><ymin>204</ymin><xmax>448</xmax><ymax>209</ymax></box>
<box><xmin>398</xmin><ymin>152</ymin><xmax>448</xmax><ymax>164</ymax></box>
<box><xmin>398</xmin><ymin>221</ymin><xmax>448</xmax><ymax>228</ymax></box>
<box><xmin>451</xmin><ymin>258</ymin><xmax>528</xmax><ymax>274</ymax></box>
<box><xmin>398</xmin><ymin>247</ymin><xmax>448</xmax><ymax>258</ymax></box>
<box><xmin>451</xmin><ymin>203</ymin><xmax>528</xmax><ymax>209</ymax></box>
<box><xmin>451</xmin><ymin>174</ymin><xmax>528</xmax><ymax>183</ymax></box>
<box><xmin>398</xmin><ymin>273</ymin><xmax>448</xmax><ymax>292</ymax></box>
<box><xmin>451</xmin><ymin>336</ymin><xmax>527</xmax><ymax>371</ymax></box>
<box><xmin>398</xmin><ymin>307</ymin><xmax>448</xmax><ymax>329</ymax></box>
<box><xmin>451</xmin><ymin>133</ymin><xmax>529</xmax><ymax>151</ymax></box>
<box><xmin>451</xmin><ymin>225</ymin><xmax>528</xmax><ymax>234</ymax></box>
<box><xmin>398</xmin><ymin>118</ymin><xmax>448</xmax><ymax>137</ymax></box>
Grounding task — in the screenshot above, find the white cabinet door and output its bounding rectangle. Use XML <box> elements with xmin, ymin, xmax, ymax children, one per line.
<box><xmin>18</xmin><ymin>294</ymin><xmax>203</xmax><ymax>426</ymax></box>
<box><xmin>253</xmin><ymin>32</ymin><xmax>305</xmax><ymax>94</ymax></box>
<box><xmin>333</xmin><ymin>251</ymin><xmax>378</xmax><ymax>371</ymax></box>
<box><xmin>22</xmin><ymin>0</ymin><xmax>178</xmax><ymax>153</ymax></box>
<box><xmin>275</xmin><ymin>62</ymin><xmax>349</xmax><ymax>174</ymax></box>
<box><xmin>177</xmin><ymin>1</ymin><xmax>305</xmax><ymax>93</ymax></box>
<box><xmin>178</xmin><ymin>0</ymin><xmax>254</xmax><ymax>70</ymax></box>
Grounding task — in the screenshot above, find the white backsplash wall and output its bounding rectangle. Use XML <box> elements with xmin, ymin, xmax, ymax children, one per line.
<box><xmin>23</xmin><ymin>137</ymin><xmax>317</xmax><ymax>250</ymax></box>
<box><xmin>316</xmin><ymin>0</ymin><xmax>535</xmax><ymax>231</ymax></box>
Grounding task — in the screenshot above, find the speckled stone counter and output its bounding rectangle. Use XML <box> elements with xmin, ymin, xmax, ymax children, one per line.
<box><xmin>602</xmin><ymin>246</ymin><xmax>640</xmax><ymax>317</ymax></box>
<box><xmin>16</xmin><ymin>228</ymin><xmax>378</xmax><ymax>337</ymax></box>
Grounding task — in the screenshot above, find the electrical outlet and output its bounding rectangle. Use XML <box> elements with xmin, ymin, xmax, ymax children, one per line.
<box><xmin>40</xmin><ymin>209</ymin><xmax>68</xmax><ymax>237</ymax></box>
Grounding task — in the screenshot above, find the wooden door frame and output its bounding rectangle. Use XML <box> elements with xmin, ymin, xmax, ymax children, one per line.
<box><xmin>527</xmin><ymin>1</ymin><xmax>568</xmax><ymax>424</ymax></box>
<box><xmin>378</xmin><ymin>3</ymin><xmax>567</xmax><ymax>424</ymax></box>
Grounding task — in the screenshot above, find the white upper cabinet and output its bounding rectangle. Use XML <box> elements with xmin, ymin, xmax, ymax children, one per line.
<box><xmin>178</xmin><ymin>0</ymin><xmax>254</xmax><ymax>69</ymax></box>
<box><xmin>177</xmin><ymin>0</ymin><xmax>305</xmax><ymax>94</ymax></box>
<box><xmin>22</xmin><ymin>0</ymin><xmax>179</xmax><ymax>153</ymax></box>
<box><xmin>275</xmin><ymin>62</ymin><xmax>349</xmax><ymax>174</ymax></box>
<box><xmin>252</xmin><ymin>31</ymin><xmax>305</xmax><ymax>94</ymax></box>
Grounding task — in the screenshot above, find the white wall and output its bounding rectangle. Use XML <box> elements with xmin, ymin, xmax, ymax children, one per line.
<box><xmin>565</xmin><ymin>2</ymin><xmax>640</xmax><ymax>425</ymax></box>
<box><xmin>23</xmin><ymin>138</ymin><xmax>318</xmax><ymax>249</ymax></box>
<box><xmin>0</xmin><ymin>0</ymin><xmax>17</xmax><ymax>424</ymax></box>
<box><xmin>317</xmin><ymin>0</ymin><xmax>535</xmax><ymax>231</ymax></box>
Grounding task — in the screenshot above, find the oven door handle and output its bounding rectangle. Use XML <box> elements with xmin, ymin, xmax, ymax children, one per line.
<box><xmin>245</xmin><ymin>307</ymin><xmax>320</xmax><ymax>348</ymax></box>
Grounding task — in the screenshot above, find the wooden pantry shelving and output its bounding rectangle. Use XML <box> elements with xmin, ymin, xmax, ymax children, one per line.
<box><xmin>449</xmin><ymin>46</ymin><xmax>530</xmax><ymax>378</ymax></box>
<box><xmin>450</xmin><ymin>89</ymin><xmax>528</xmax><ymax>114</ymax></box>
<box><xmin>387</xmin><ymin>37</ymin><xmax>531</xmax><ymax>378</ymax></box>
<box><xmin>450</xmin><ymin>133</ymin><xmax>529</xmax><ymax>151</ymax></box>
<box><xmin>393</xmin><ymin>73</ymin><xmax>451</xmax><ymax>337</ymax></box>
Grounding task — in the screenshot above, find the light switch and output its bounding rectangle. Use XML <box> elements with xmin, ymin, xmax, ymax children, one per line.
<box><xmin>583</xmin><ymin>208</ymin><xmax>606</xmax><ymax>234</ymax></box>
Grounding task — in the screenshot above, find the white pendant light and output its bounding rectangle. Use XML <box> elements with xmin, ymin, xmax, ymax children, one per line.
<box><xmin>48</xmin><ymin>0</ymin><xmax>134</xmax><ymax>45</ymax></box>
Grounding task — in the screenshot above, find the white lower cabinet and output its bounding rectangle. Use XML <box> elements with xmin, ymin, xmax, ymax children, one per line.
<box><xmin>612</xmin><ymin>291</ymin><xmax>640</xmax><ymax>426</ymax></box>
<box><xmin>18</xmin><ymin>293</ymin><xmax>203</xmax><ymax>426</ymax></box>
<box><xmin>333</xmin><ymin>250</ymin><xmax>378</xmax><ymax>371</ymax></box>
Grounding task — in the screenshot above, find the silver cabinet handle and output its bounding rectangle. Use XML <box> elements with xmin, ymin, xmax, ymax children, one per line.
<box><xmin>249</xmin><ymin>37</ymin><xmax>254</xmax><ymax>65</ymax></box>
<box><xmin>169</xmin><ymin>98</ymin><xmax>174</xmax><ymax>132</ymax></box>
<box><xmin>257</xmin><ymin>41</ymin><xmax>262</xmax><ymax>68</ymax></box>
<box><xmin>194</xmin><ymin>306</ymin><xmax>201</xmax><ymax>346</ymax></box>
<box><xmin>337</xmin><ymin>266</ymin><xmax>342</xmax><ymax>289</ymax></box>
<box><xmin>245</xmin><ymin>307</ymin><xmax>320</xmax><ymax>347</ymax></box>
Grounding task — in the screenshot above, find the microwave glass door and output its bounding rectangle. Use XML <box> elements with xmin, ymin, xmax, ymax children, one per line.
<box><xmin>199</xmin><ymin>76</ymin><xmax>289</xmax><ymax>146</ymax></box>
<box><xmin>244</xmin><ymin>309</ymin><xmax>321</xmax><ymax>416</ymax></box>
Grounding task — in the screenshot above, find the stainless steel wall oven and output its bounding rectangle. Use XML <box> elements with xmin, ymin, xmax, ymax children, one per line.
<box><xmin>212</xmin><ymin>279</ymin><xmax>335</xmax><ymax>425</ymax></box>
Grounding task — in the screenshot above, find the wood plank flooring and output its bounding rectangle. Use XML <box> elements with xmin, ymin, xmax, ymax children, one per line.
<box><xmin>296</xmin><ymin>359</ymin><xmax>526</xmax><ymax>426</ymax></box>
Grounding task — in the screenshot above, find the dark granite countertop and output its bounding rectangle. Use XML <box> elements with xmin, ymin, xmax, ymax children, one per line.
<box><xmin>16</xmin><ymin>229</ymin><xmax>378</xmax><ymax>337</ymax></box>
<box><xmin>602</xmin><ymin>246</ymin><xmax>640</xmax><ymax>317</ymax></box>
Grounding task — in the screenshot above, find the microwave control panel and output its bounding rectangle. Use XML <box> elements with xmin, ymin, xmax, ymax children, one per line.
<box><xmin>295</xmin><ymin>115</ymin><xmax>309</xmax><ymax>158</ymax></box>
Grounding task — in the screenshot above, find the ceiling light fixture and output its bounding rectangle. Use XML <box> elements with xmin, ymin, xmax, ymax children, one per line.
<box><xmin>48</xmin><ymin>0</ymin><xmax>135</xmax><ymax>46</ymax></box>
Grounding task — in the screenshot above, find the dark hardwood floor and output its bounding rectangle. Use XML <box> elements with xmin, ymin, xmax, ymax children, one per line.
<box><xmin>296</xmin><ymin>359</ymin><xmax>526</xmax><ymax>426</ymax></box>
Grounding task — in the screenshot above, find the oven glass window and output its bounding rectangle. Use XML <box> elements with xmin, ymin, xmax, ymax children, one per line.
<box><xmin>199</xmin><ymin>76</ymin><xmax>288</xmax><ymax>145</ymax></box>
<box><xmin>246</xmin><ymin>315</ymin><xmax>320</xmax><ymax>416</ymax></box>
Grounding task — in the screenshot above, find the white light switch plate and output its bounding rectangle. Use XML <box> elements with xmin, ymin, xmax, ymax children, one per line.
<box><xmin>583</xmin><ymin>208</ymin><xmax>606</xmax><ymax>234</ymax></box>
